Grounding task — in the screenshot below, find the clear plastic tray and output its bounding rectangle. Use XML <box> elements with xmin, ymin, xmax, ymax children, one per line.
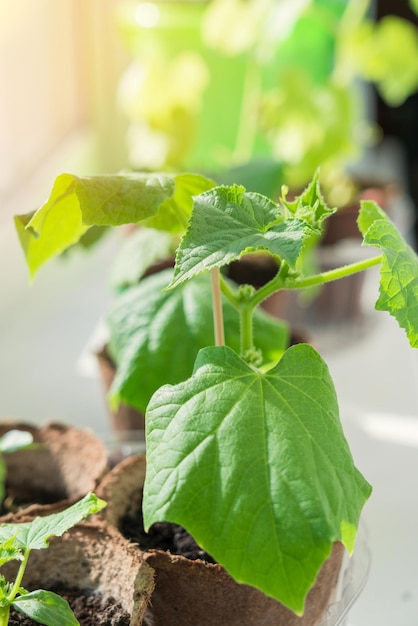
<box><xmin>104</xmin><ymin>429</ymin><xmax>146</xmax><ymax>466</ymax></box>
<box><xmin>318</xmin><ymin>522</ymin><xmax>371</xmax><ymax>626</ymax></box>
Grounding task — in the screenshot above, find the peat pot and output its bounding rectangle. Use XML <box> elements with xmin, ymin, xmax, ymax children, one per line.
<box><xmin>96</xmin><ymin>346</ymin><xmax>145</xmax><ymax>435</ymax></box>
<box><xmin>97</xmin><ymin>455</ymin><xmax>370</xmax><ymax>626</ymax></box>
<box><xmin>0</xmin><ymin>421</ymin><xmax>109</xmax><ymax>515</ymax></box>
<box><xmin>2</xmin><ymin>519</ymin><xmax>155</xmax><ymax>626</ymax></box>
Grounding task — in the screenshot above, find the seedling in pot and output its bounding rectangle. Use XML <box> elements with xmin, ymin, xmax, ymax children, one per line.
<box><xmin>0</xmin><ymin>492</ymin><xmax>106</xmax><ymax>626</ymax></box>
<box><xmin>140</xmin><ymin>175</ymin><xmax>418</xmax><ymax>614</ymax></box>
<box><xmin>14</xmin><ymin>170</ymin><xmax>418</xmax><ymax>615</ymax></box>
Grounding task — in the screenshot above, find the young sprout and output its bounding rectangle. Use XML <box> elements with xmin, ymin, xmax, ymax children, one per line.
<box><xmin>0</xmin><ymin>492</ymin><xmax>106</xmax><ymax>626</ymax></box>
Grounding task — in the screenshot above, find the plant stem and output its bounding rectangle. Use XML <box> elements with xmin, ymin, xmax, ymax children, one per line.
<box><xmin>219</xmin><ymin>274</ymin><xmax>240</xmax><ymax>307</ymax></box>
<box><xmin>220</xmin><ymin>252</ymin><xmax>382</xmax><ymax>357</ymax></box>
<box><xmin>240</xmin><ymin>304</ymin><xmax>254</xmax><ymax>356</ymax></box>
<box><xmin>250</xmin><ymin>253</ymin><xmax>382</xmax><ymax>308</ymax></box>
<box><xmin>0</xmin><ymin>606</ymin><xmax>10</xmax><ymax>626</ymax></box>
<box><xmin>211</xmin><ymin>268</ymin><xmax>225</xmax><ymax>346</ymax></box>
<box><xmin>247</xmin><ymin>259</ymin><xmax>290</xmax><ymax>309</ymax></box>
<box><xmin>286</xmin><ymin>253</ymin><xmax>383</xmax><ymax>290</ymax></box>
<box><xmin>6</xmin><ymin>548</ymin><xmax>31</xmax><ymax>604</ymax></box>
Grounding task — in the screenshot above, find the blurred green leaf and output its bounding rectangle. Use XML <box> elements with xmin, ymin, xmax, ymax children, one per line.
<box><xmin>410</xmin><ymin>0</ymin><xmax>418</xmax><ymax>16</ymax></box>
<box><xmin>15</xmin><ymin>173</ymin><xmax>214</xmax><ymax>279</ymax></box>
<box><xmin>108</xmin><ymin>269</ymin><xmax>289</xmax><ymax>412</ymax></box>
<box><xmin>109</xmin><ymin>228</ymin><xmax>175</xmax><ymax>292</ymax></box>
<box><xmin>213</xmin><ymin>159</ymin><xmax>284</xmax><ymax>199</ymax></box>
<box><xmin>341</xmin><ymin>16</ymin><xmax>418</xmax><ymax>106</ymax></box>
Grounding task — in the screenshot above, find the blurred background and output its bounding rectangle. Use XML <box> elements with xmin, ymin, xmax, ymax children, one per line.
<box><xmin>1</xmin><ymin>2</ymin><xmax>418</xmax><ymax>624</ymax></box>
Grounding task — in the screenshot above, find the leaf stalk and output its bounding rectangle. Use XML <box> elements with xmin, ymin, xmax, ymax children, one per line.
<box><xmin>0</xmin><ymin>606</ymin><xmax>9</xmax><ymax>626</ymax></box>
<box><xmin>211</xmin><ymin>268</ymin><xmax>225</xmax><ymax>346</ymax></box>
<box><xmin>6</xmin><ymin>548</ymin><xmax>30</xmax><ymax>604</ymax></box>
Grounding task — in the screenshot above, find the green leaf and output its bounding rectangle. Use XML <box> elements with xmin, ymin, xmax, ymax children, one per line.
<box><xmin>143</xmin><ymin>344</ymin><xmax>371</xmax><ymax>614</ymax></box>
<box><xmin>358</xmin><ymin>200</ymin><xmax>418</xmax><ymax>347</ymax></box>
<box><xmin>410</xmin><ymin>0</ymin><xmax>418</xmax><ymax>16</ymax></box>
<box><xmin>358</xmin><ymin>17</ymin><xmax>418</xmax><ymax>106</ymax></box>
<box><xmin>109</xmin><ymin>227</ymin><xmax>175</xmax><ymax>292</ymax></box>
<box><xmin>0</xmin><ymin>493</ymin><xmax>106</xmax><ymax>551</ymax></box>
<box><xmin>281</xmin><ymin>170</ymin><xmax>336</xmax><ymax>228</ymax></box>
<box><xmin>259</xmin><ymin>71</ymin><xmax>357</xmax><ymax>188</ymax></box>
<box><xmin>108</xmin><ymin>269</ymin><xmax>289</xmax><ymax>412</ymax></box>
<box><xmin>75</xmin><ymin>225</ymin><xmax>109</xmax><ymax>250</ymax></box>
<box><xmin>13</xmin><ymin>590</ymin><xmax>79</xmax><ymax>626</ymax></box>
<box><xmin>15</xmin><ymin>172</ymin><xmax>214</xmax><ymax>279</ymax></box>
<box><xmin>214</xmin><ymin>159</ymin><xmax>284</xmax><ymax>199</ymax></box>
<box><xmin>171</xmin><ymin>185</ymin><xmax>313</xmax><ymax>288</ymax></box>
<box><xmin>0</xmin><ymin>537</ymin><xmax>24</xmax><ymax>567</ymax></box>
<box><xmin>144</xmin><ymin>173</ymin><xmax>216</xmax><ymax>232</ymax></box>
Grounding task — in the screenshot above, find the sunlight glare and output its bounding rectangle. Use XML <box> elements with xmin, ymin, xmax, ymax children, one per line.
<box><xmin>134</xmin><ymin>2</ymin><xmax>160</xmax><ymax>28</ymax></box>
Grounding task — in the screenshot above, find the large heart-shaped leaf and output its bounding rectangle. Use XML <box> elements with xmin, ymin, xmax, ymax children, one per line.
<box><xmin>143</xmin><ymin>344</ymin><xmax>371</xmax><ymax>614</ymax></box>
<box><xmin>358</xmin><ymin>200</ymin><xmax>418</xmax><ymax>347</ymax></box>
<box><xmin>15</xmin><ymin>172</ymin><xmax>214</xmax><ymax>279</ymax></box>
<box><xmin>170</xmin><ymin>185</ymin><xmax>314</xmax><ymax>288</ymax></box>
<box><xmin>108</xmin><ymin>269</ymin><xmax>289</xmax><ymax>412</ymax></box>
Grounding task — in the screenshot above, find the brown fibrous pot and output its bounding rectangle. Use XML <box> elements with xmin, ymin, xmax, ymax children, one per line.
<box><xmin>97</xmin><ymin>455</ymin><xmax>346</xmax><ymax>626</ymax></box>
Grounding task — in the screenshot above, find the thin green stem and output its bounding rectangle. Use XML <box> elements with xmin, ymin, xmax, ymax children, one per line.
<box><xmin>219</xmin><ymin>274</ymin><xmax>240</xmax><ymax>307</ymax></box>
<box><xmin>286</xmin><ymin>254</ymin><xmax>383</xmax><ymax>290</ymax></box>
<box><xmin>248</xmin><ymin>259</ymin><xmax>289</xmax><ymax>309</ymax></box>
<box><xmin>7</xmin><ymin>548</ymin><xmax>31</xmax><ymax>604</ymax></box>
<box><xmin>218</xmin><ymin>252</ymin><xmax>382</xmax><ymax>357</ymax></box>
<box><xmin>250</xmin><ymin>254</ymin><xmax>382</xmax><ymax>308</ymax></box>
<box><xmin>240</xmin><ymin>304</ymin><xmax>254</xmax><ymax>356</ymax></box>
<box><xmin>0</xmin><ymin>605</ymin><xmax>10</xmax><ymax>626</ymax></box>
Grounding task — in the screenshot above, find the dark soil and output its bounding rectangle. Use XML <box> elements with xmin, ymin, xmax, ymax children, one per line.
<box><xmin>121</xmin><ymin>490</ymin><xmax>215</xmax><ymax>564</ymax></box>
<box><xmin>0</xmin><ymin>492</ymin><xmax>51</xmax><ymax>517</ymax></box>
<box><xmin>8</xmin><ymin>588</ymin><xmax>130</xmax><ymax>626</ymax></box>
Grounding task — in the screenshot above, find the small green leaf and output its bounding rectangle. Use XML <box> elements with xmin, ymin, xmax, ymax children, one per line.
<box><xmin>108</xmin><ymin>269</ymin><xmax>289</xmax><ymax>412</ymax></box>
<box><xmin>143</xmin><ymin>344</ymin><xmax>371</xmax><ymax>614</ymax></box>
<box><xmin>171</xmin><ymin>185</ymin><xmax>313</xmax><ymax>288</ymax></box>
<box><xmin>0</xmin><ymin>537</ymin><xmax>24</xmax><ymax>567</ymax></box>
<box><xmin>359</xmin><ymin>200</ymin><xmax>418</xmax><ymax>347</ymax></box>
<box><xmin>15</xmin><ymin>172</ymin><xmax>214</xmax><ymax>279</ymax></box>
<box><xmin>281</xmin><ymin>171</ymin><xmax>336</xmax><ymax>228</ymax></box>
<box><xmin>13</xmin><ymin>590</ymin><xmax>79</xmax><ymax>626</ymax></box>
<box><xmin>0</xmin><ymin>493</ymin><xmax>106</xmax><ymax>550</ymax></box>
